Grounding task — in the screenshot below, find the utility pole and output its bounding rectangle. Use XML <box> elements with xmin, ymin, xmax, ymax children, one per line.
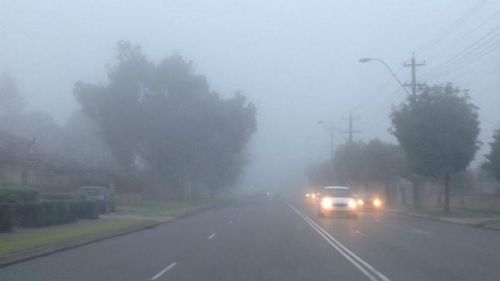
<box><xmin>403</xmin><ymin>53</ymin><xmax>426</xmax><ymax>95</ymax></box>
<box><xmin>342</xmin><ymin>112</ymin><xmax>360</xmax><ymax>143</ymax></box>
<box><xmin>317</xmin><ymin>121</ymin><xmax>335</xmax><ymax>158</ymax></box>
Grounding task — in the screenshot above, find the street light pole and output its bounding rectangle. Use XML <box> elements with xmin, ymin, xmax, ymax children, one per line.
<box><xmin>359</xmin><ymin>57</ymin><xmax>411</xmax><ymax>95</ymax></box>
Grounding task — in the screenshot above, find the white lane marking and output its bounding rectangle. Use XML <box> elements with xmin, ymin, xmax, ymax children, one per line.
<box><xmin>355</xmin><ymin>230</ymin><xmax>367</xmax><ymax>237</ymax></box>
<box><xmin>228</xmin><ymin>220</ymin><xmax>233</xmax><ymax>224</ymax></box>
<box><xmin>151</xmin><ymin>262</ymin><xmax>177</xmax><ymax>280</ymax></box>
<box><xmin>411</xmin><ymin>228</ymin><xmax>431</xmax><ymax>235</ymax></box>
<box><xmin>208</xmin><ymin>233</ymin><xmax>216</xmax><ymax>240</ymax></box>
<box><xmin>287</xmin><ymin>203</ymin><xmax>390</xmax><ymax>281</ymax></box>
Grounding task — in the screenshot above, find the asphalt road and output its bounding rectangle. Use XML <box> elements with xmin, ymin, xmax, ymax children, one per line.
<box><xmin>1</xmin><ymin>197</ymin><xmax>500</xmax><ymax>280</ymax></box>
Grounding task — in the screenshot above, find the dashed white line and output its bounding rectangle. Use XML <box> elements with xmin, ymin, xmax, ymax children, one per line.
<box><xmin>208</xmin><ymin>233</ymin><xmax>216</xmax><ymax>240</ymax></box>
<box><xmin>151</xmin><ymin>262</ymin><xmax>177</xmax><ymax>280</ymax></box>
<box><xmin>411</xmin><ymin>228</ymin><xmax>431</xmax><ymax>235</ymax></box>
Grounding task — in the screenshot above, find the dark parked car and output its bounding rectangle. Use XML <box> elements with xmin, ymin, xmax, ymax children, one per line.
<box><xmin>79</xmin><ymin>186</ymin><xmax>116</xmax><ymax>214</ymax></box>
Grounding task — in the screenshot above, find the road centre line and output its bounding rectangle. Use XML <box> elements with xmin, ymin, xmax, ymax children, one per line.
<box><xmin>411</xmin><ymin>228</ymin><xmax>431</xmax><ymax>235</ymax></box>
<box><xmin>287</xmin><ymin>203</ymin><xmax>391</xmax><ymax>281</ymax></box>
<box><xmin>151</xmin><ymin>262</ymin><xmax>177</xmax><ymax>281</ymax></box>
<box><xmin>208</xmin><ymin>233</ymin><xmax>216</xmax><ymax>240</ymax></box>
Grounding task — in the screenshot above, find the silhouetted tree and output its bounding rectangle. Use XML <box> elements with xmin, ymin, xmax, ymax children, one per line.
<box><xmin>391</xmin><ymin>84</ymin><xmax>479</xmax><ymax>211</ymax></box>
<box><xmin>75</xmin><ymin>41</ymin><xmax>256</xmax><ymax>199</ymax></box>
<box><xmin>484</xmin><ymin>128</ymin><xmax>500</xmax><ymax>182</ymax></box>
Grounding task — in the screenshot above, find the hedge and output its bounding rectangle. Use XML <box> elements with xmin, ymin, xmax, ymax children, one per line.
<box><xmin>13</xmin><ymin>200</ymin><xmax>99</xmax><ymax>228</ymax></box>
<box><xmin>0</xmin><ymin>187</ymin><xmax>39</xmax><ymax>203</ymax></box>
<box><xmin>78</xmin><ymin>200</ymin><xmax>100</xmax><ymax>219</ymax></box>
<box><xmin>41</xmin><ymin>193</ymin><xmax>81</xmax><ymax>201</ymax></box>
<box><xmin>0</xmin><ymin>203</ymin><xmax>13</xmax><ymax>232</ymax></box>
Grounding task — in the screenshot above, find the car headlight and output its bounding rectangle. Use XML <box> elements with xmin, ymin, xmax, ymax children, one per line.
<box><xmin>311</xmin><ymin>193</ymin><xmax>316</xmax><ymax>199</ymax></box>
<box><xmin>348</xmin><ymin>200</ymin><xmax>357</xmax><ymax>209</ymax></box>
<box><xmin>321</xmin><ymin>197</ymin><xmax>333</xmax><ymax>209</ymax></box>
<box><xmin>373</xmin><ymin>198</ymin><xmax>382</xmax><ymax>207</ymax></box>
<box><xmin>305</xmin><ymin>193</ymin><xmax>310</xmax><ymax>198</ymax></box>
<box><xmin>357</xmin><ymin>199</ymin><xmax>364</xmax><ymax>205</ymax></box>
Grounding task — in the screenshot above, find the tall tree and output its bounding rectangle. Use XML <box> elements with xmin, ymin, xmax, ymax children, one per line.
<box><xmin>74</xmin><ymin>41</ymin><xmax>256</xmax><ymax>199</ymax></box>
<box><xmin>483</xmin><ymin>129</ymin><xmax>500</xmax><ymax>181</ymax></box>
<box><xmin>391</xmin><ymin>83</ymin><xmax>480</xmax><ymax>211</ymax></box>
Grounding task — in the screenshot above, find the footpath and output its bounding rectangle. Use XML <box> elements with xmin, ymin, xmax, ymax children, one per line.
<box><xmin>392</xmin><ymin>207</ymin><xmax>500</xmax><ymax>231</ymax></box>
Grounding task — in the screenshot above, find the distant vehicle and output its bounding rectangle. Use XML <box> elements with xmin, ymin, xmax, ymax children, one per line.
<box><xmin>79</xmin><ymin>186</ymin><xmax>116</xmax><ymax>214</ymax></box>
<box><xmin>318</xmin><ymin>186</ymin><xmax>358</xmax><ymax>218</ymax></box>
<box><xmin>355</xmin><ymin>192</ymin><xmax>384</xmax><ymax>211</ymax></box>
<box><xmin>305</xmin><ymin>191</ymin><xmax>321</xmax><ymax>200</ymax></box>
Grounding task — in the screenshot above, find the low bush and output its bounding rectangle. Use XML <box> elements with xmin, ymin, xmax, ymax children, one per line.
<box><xmin>0</xmin><ymin>203</ymin><xmax>13</xmax><ymax>232</ymax></box>
<box><xmin>78</xmin><ymin>200</ymin><xmax>99</xmax><ymax>219</ymax></box>
<box><xmin>14</xmin><ymin>200</ymin><xmax>83</xmax><ymax>227</ymax></box>
<box><xmin>41</xmin><ymin>193</ymin><xmax>80</xmax><ymax>201</ymax></box>
<box><xmin>0</xmin><ymin>187</ymin><xmax>39</xmax><ymax>203</ymax></box>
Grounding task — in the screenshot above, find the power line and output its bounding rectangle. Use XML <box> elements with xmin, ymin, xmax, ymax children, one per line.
<box><xmin>416</xmin><ymin>0</ymin><xmax>489</xmax><ymax>55</ymax></box>
<box><xmin>426</xmin><ymin>36</ymin><xmax>500</xmax><ymax>82</ymax></box>
<box><xmin>421</xmin><ymin>22</ymin><xmax>500</xmax><ymax>79</ymax></box>
<box><xmin>425</xmin><ymin>8</ymin><xmax>500</xmax><ymax>62</ymax></box>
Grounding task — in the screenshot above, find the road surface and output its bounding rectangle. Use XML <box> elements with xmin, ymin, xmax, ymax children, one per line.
<box><xmin>1</xmin><ymin>198</ymin><xmax>500</xmax><ymax>280</ymax></box>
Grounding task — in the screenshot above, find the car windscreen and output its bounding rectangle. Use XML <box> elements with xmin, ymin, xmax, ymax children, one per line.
<box><xmin>324</xmin><ymin>189</ymin><xmax>351</xmax><ymax>197</ymax></box>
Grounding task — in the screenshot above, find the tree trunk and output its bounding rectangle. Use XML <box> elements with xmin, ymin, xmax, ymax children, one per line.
<box><xmin>384</xmin><ymin>181</ymin><xmax>392</xmax><ymax>207</ymax></box>
<box><xmin>443</xmin><ymin>173</ymin><xmax>451</xmax><ymax>212</ymax></box>
<box><xmin>412</xmin><ymin>179</ymin><xmax>422</xmax><ymax>209</ymax></box>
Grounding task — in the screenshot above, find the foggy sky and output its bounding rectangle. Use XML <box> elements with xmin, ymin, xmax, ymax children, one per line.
<box><xmin>2</xmin><ymin>0</ymin><xmax>500</xmax><ymax>190</ymax></box>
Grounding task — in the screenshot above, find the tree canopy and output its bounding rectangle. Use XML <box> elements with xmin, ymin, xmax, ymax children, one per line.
<box><xmin>74</xmin><ymin>42</ymin><xmax>257</xmax><ymax>198</ymax></box>
<box><xmin>391</xmin><ymin>83</ymin><xmax>480</xmax><ymax>210</ymax></box>
<box><xmin>307</xmin><ymin>139</ymin><xmax>405</xmax><ymax>188</ymax></box>
<box><xmin>484</xmin><ymin>129</ymin><xmax>500</xmax><ymax>182</ymax></box>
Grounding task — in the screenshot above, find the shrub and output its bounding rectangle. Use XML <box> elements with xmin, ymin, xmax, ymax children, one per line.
<box><xmin>0</xmin><ymin>203</ymin><xmax>13</xmax><ymax>232</ymax></box>
<box><xmin>14</xmin><ymin>200</ymin><xmax>82</xmax><ymax>227</ymax></box>
<box><xmin>0</xmin><ymin>187</ymin><xmax>39</xmax><ymax>203</ymax></box>
<box><xmin>78</xmin><ymin>200</ymin><xmax>99</xmax><ymax>219</ymax></box>
<box><xmin>41</xmin><ymin>193</ymin><xmax>79</xmax><ymax>201</ymax></box>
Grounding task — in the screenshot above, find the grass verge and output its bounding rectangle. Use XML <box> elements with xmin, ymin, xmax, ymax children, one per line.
<box><xmin>0</xmin><ymin>218</ymin><xmax>152</xmax><ymax>257</ymax></box>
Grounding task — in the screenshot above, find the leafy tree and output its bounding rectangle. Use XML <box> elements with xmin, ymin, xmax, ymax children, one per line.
<box><xmin>0</xmin><ymin>73</ymin><xmax>24</xmax><ymax>118</ymax></box>
<box><xmin>391</xmin><ymin>83</ymin><xmax>480</xmax><ymax>211</ymax></box>
<box><xmin>363</xmin><ymin>139</ymin><xmax>407</xmax><ymax>205</ymax></box>
<box><xmin>75</xmin><ymin>41</ymin><xmax>256</xmax><ymax>199</ymax></box>
<box><xmin>484</xmin><ymin>129</ymin><xmax>500</xmax><ymax>181</ymax></box>
<box><xmin>307</xmin><ymin>139</ymin><xmax>405</xmax><ymax>205</ymax></box>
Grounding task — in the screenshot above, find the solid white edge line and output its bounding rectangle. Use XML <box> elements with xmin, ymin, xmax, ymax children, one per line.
<box><xmin>208</xmin><ymin>233</ymin><xmax>216</xmax><ymax>240</ymax></box>
<box><xmin>287</xmin><ymin>203</ymin><xmax>391</xmax><ymax>281</ymax></box>
<box><xmin>151</xmin><ymin>262</ymin><xmax>177</xmax><ymax>281</ymax></box>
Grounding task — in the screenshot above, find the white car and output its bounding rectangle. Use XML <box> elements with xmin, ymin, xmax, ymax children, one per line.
<box><xmin>318</xmin><ymin>186</ymin><xmax>359</xmax><ymax>218</ymax></box>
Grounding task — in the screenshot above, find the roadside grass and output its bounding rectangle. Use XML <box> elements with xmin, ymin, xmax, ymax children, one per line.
<box><xmin>118</xmin><ymin>199</ymin><xmax>232</xmax><ymax>218</ymax></box>
<box><xmin>0</xmin><ymin>218</ymin><xmax>152</xmax><ymax>257</ymax></box>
